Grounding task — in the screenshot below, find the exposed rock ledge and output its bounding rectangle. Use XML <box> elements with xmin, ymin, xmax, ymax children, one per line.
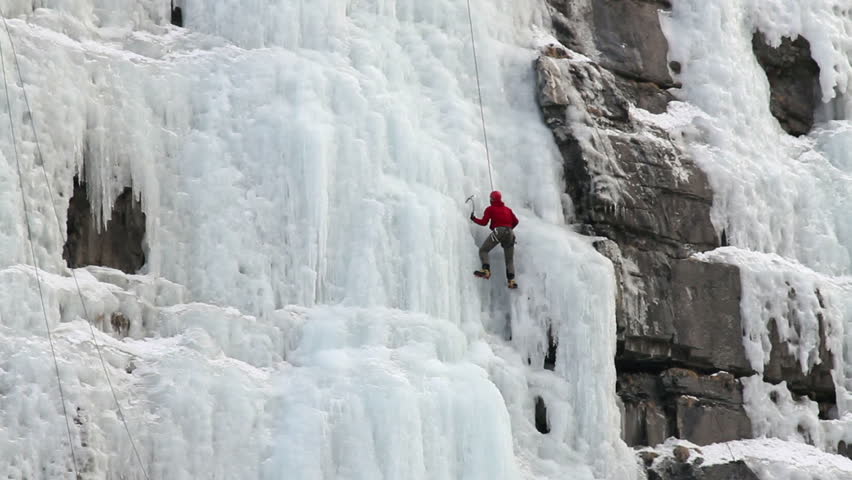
<box><xmin>538</xmin><ymin>0</ymin><xmax>836</xmax><ymax>448</ymax></box>
<box><xmin>64</xmin><ymin>175</ymin><xmax>147</xmax><ymax>274</ymax></box>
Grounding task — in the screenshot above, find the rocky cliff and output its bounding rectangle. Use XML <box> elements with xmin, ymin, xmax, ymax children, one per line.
<box><xmin>536</xmin><ymin>0</ymin><xmax>840</xmax><ymax>474</ymax></box>
<box><xmin>63</xmin><ymin>174</ymin><xmax>146</xmax><ymax>274</ymax></box>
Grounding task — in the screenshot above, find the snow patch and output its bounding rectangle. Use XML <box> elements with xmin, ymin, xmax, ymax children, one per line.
<box><xmin>646</xmin><ymin>437</ymin><xmax>852</xmax><ymax>480</ymax></box>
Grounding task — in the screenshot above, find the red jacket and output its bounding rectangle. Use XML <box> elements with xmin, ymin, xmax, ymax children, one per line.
<box><xmin>473</xmin><ymin>200</ymin><xmax>519</xmax><ymax>230</ymax></box>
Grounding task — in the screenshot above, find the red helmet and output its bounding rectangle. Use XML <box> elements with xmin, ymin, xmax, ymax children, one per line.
<box><xmin>489</xmin><ymin>190</ymin><xmax>502</xmax><ymax>204</ymax></box>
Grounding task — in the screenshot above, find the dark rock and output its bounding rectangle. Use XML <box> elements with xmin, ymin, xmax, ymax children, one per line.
<box><xmin>820</xmin><ymin>401</ymin><xmax>838</xmax><ymax>421</ymax></box>
<box><xmin>618</xmin><ymin>369</ymin><xmax>751</xmax><ymax>447</ymax></box>
<box><xmin>171</xmin><ymin>1</ymin><xmax>183</xmax><ymax>27</ymax></box>
<box><xmin>546</xmin><ymin>0</ymin><xmax>675</xmax><ymax>87</ymax></box>
<box><xmin>595</xmin><ymin>135</ymin><xmax>717</xmax><ymax>249</ymax></box>
<box><xmin>64</xmin><ymin>175</ymin><xmax>147</xmax><ymax>274</ymax></box>
<box><xmin>648</xmin><ymin>459</ymin><xmax>698</xmax><ymax>480</ymax></box>
<box><xmin>675</xmin><ymin>396</ymin><xmax>751</xmax><ymax>446</ymax></box>
<box><xmin>752</xmin><ymin>32</ymin><xmax>821</xmax><ymax>136</ymax></box>
<box><xmin>618</xmin><ymin>372</ymin><xmax>672</xmax><ymax>446</ymax></box>
<box><xmin>701</xmin><ymin>461</ymin><xmax>761</xmax><ymax>480</ymax></box>
<box><xmin>661</xmin><ymin>370</ymin><xmax>737</xmax><ymax>401</ymax></box>
<box><xmin>669</xmin><ymin>61</ymin><xmax>681</xmax><ymax>75</ymax></box>
<box><xmin>673</xmin><ymin>445</ymin><xmax>690</xmax><ymax>463</ymax></box>
<box><xmin>614</xmin><ymin>76</ymin><xmax>674</xmax><ymax>114</ymax></box>
<box><xmin>661</xmin><ymin>370</ymin><xmax>741</xmax><ymax>402</ymax></box>
<box><xmin>542</xmin><ymin>43</ymin><xmax>572</xmax><ymax>60</ymax></box>
<box><xmin>110</xmin><ymin>312</ymin><xmax>131</xmax><ymax>338</ymax></box>
<box><xmin>536</xmin><ymin>56</ymin><xmax>716</xmax><ymax>254</ymax></box>
<box><xmin>590</xmin><ymin>0</ymin><xmax>674</xmax><ymax>86</ymax></box>
<box><xmin>838</xmin><ymin>441</ymin><xmax>852</xmax><ymax>460</ymax></box>
<box><xmin>605</xmin><ymin>248</ymin><xmax>747</xmax><ymax>374</ymax></box>
<box><xmin>544</xmin><ymin>326</ymin><xmax>557</xmax><ymax>370</ymax></box>
<box><xmin>535</xmin><ymin>396</ymin><xmax>550</xmax><ymax>434</ymax></box>
<box><xmin>668</xmin><ymin>260</ymin><xmax>749</xmax><ymax>373</ymax></box>
<box><xmin>640</xmin><ymin>450</ymin><xmax>660</xmax><ymax>467</ymax></box>
<box><xmin>650</xmin><ymin>459</ymin><xmax>760</xmax><ymax>480</ymax></box>
<box><xmin>762</xmin><ymin>297</ymin><xmax>835</xmax><ymax>399</ymax></box>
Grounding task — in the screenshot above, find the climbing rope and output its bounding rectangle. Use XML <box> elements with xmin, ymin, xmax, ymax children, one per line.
<box><xmin>1</xmin><ymin>15</ymin><xmax>150</xmax><ymax>480</ymax></box>
<box><xmin>711</xmin><ymin>408</ymin><xmax>739</xmax><ymax>462</ymax></box>
<box><xmin>465</xmin><ymin>0</ymin><xmax>494</xmax><ymax>191</ymax></box>
<box><xmin>0</xmin><ymin>18</ymin><xmax>81</xmax><ymax>480</ymax></box>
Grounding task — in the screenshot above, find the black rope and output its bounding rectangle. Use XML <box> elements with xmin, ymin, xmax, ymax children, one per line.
<box><xmin>465</xmin><ymin>0</ymin><xmax>494</xmax><ymax>191</ymax></box>
<box><xmin>0</xmin><ymin>17</ymin><xmax>81</xmax><ymax>480</ymax></box>
<box><xmin>711</xmin><ymin>410</ymin><xmax>739</xmax><ymax>462</ymax></box>
<box><xmin>1</xmin><ymin>15</ymin><xmax>151</xmax><ymax>480</ymax></box>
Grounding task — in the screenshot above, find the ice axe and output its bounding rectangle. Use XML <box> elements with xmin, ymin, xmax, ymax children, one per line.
<box><xmin>465</xmin><ymin>194</ymin><xmax>477</xmax><ymax>216</ymax></box>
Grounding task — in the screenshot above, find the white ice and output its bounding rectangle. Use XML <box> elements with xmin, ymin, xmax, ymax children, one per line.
<box><xmin>0</xmin><ymin>1</ymin><xmax>638</xmax><ymax>479</ymax></box>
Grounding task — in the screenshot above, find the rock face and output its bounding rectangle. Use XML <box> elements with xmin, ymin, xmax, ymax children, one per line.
<box><xmin>548</xmin><ymin>0</ymin><xmax>675</xmax><ymax>88</ymax></box>
<box><xmin>539</xmin><ymin>0</ymin><xmax>836</xmax><ymax>448</ymax></box>
<box><xmin>619</xmin><ymin>369</ymin><xmax>752</xmax><ymax>447</ymax></box>
<box><xmin>536</xmin><ymin>52</ymin><xmax>739</xmax><ymax>378</ymax></box>
<box><xmin>63</xmin><ymin>176</ymin><xmax>147</xmax><ymax>274</ymax></box>
<box><xmin>536</xmin><ymin>32</ymin><xmax>746</xmax><ymax>446</ymax></box>
<box><xmin>535</xmin><ymin>58</ymin><xmax>711</xmax><ymax>250</ymax></box>
<box><xmin>752</xmin><ymin>32</ymin><xmax>821</xmax><ymax>136</ymax></box>
<box><xmin>171</xmin><ymin>1</ymin><xmax>184</xmax><ymax>27</ymax></box>
<box><xmin>763</xmin><ymin>289</ymin><xmax>836</xmax><ymax>400</ymax></box>
<box><xmin>535</xmin><ymin>396</ymin><xmax>550</xmax><ymax>434</ymax></box>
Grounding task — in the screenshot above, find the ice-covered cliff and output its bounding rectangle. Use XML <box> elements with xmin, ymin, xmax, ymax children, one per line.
<box><xmin>7</xmin><ymin>0</ymin><xmax>852</xmax><ymax>479</ymax></box>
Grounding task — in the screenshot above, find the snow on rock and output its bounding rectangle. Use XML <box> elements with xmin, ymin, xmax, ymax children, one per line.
<box><xmin>662</xmin><ymin>0</ymin><xmax>852</xmax><ymax>275</ymax></box>
<box><xmin>695</xmin><ymin>248</ymin><xmax>848</xmax><ymax>377</ymax></box>
<box><xmin>740</xmin><ymin>375</ymin><xmax>852</xmax><ymax>453</ymax></box>
<box><xmin>693</xmin><ymin>248</ymin><xmax>852</xmax><ymax>454</ymax></box>
<box><xmin>645</xmin><ymin>437</ymin><xmax>852</xmax><ymax>480</ymax></box>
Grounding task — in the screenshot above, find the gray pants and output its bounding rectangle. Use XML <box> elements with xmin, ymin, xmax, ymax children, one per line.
<box><xmin>479</xmin><ymin>227</ymin><xmax>515</xmax><ymax>279</ymax></box>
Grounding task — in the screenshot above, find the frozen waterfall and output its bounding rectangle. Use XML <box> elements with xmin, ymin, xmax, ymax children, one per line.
<box><xmin>0</xmin><ymin>1</ymin><xmax>637</xmax><ymax>479</ymax></box>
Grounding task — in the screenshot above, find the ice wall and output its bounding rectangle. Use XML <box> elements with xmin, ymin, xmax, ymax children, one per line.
<box><xmin>663</xmin><ymin>0</ymin><xmax>852</xmax><ymax>275</ymax></box>
<box><xmin>0</xmin><ymin>1</ymin><xmax>636</xmax><ymax>479</ymax></box>
<box><xmin>662</xmin><ymin>0</ymin><xmax>852</xmax><ymax>456</ymax></box>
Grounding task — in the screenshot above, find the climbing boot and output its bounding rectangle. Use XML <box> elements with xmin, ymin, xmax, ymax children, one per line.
<box><xmin>474</xmin><ymin>264</ymin><xmax>491</xmax><ymax>279</ymax></box>
<box><xmin>507</xmin><ymin>279</ymin><xmax>518</xmax><ymax>289</ymax></box>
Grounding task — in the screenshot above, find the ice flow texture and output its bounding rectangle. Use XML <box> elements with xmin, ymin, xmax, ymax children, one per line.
<box><xmin>0</xmin><ymin>1</ymin><xmax>635</xmax><ymax>479</ymax></box>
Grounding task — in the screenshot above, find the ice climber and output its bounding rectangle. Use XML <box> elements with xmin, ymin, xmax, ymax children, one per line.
<box><xmin>470</xmin><ymin>190</ymin><xmax>519</xmax><ymax>289</ymax></box>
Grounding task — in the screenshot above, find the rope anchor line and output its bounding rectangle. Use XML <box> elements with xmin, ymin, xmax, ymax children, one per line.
<box><xmin>0</xmin><ymin>24</ymin><xmax>81</xmax><ymax>479</ymax></box>
<box><xmin>1</xmin><ymin>14</ymin><xmax>150</xmax><ymax>480</ymax></box>
<box><xmin>465</xmin><ymin>0</ymin><xmax>494</xmax><ymax>192</ymax></box>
